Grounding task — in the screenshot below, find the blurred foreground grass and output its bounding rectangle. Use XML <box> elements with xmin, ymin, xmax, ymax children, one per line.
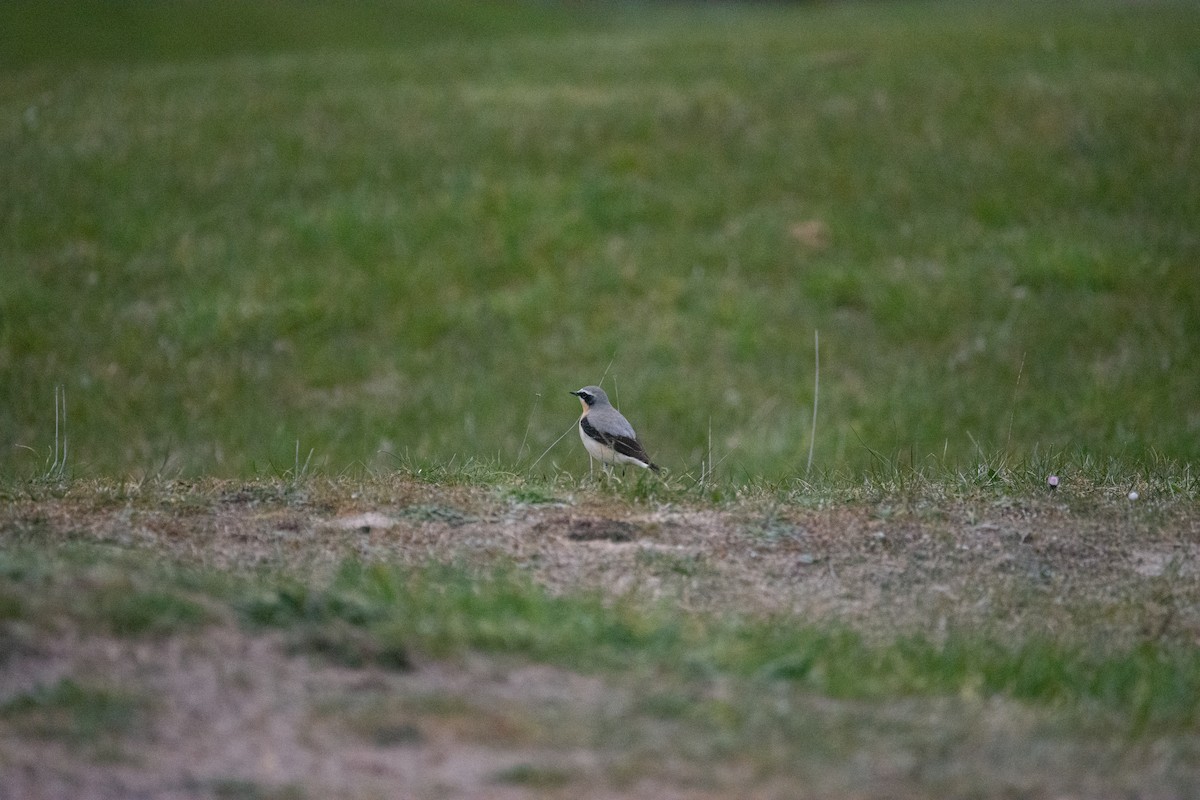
<box><xmin>3</xmin><ymin>542</ymin><xmax>1199</xmax><ymax>735</ymax></box>
<box><xmin>2</xmin><ymin>0</ymin><xmax>1198</xmax><ymax>479</ymax></box>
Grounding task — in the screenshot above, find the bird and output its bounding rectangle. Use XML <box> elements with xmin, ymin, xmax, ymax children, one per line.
<box><xmin>570</xmin><ymin>385</ymin><xmax>660</xmax><ymax>475</ymax></box>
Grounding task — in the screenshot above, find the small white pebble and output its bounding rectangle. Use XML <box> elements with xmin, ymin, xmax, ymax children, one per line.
<box><xmin>1128</xmin><ymin>491</ymin><xmax>1139</xmax><ymax>501</ymax></box>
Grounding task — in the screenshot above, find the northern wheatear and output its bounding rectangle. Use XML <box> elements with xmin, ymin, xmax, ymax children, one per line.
<box><xmin>570</xmin><ymin>385</ymin><xmax>660</xmax><ymax>474</ymax></box>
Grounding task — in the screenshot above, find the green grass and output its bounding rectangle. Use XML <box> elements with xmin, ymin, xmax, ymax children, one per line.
<box><xmin>490</xmin><ymin>762</ymin><xmax>575</xmax><ymax>788</ymax></box>
<box><xmin>98</xmin><ymin>587</ymin><xmax>211</xmax><ymax>636</ymax></box>
<box><xmin>5</xmin><ymin>544</ymin><xmax>1196</xmax><ymax>733</ymax></box>
<box><xmin>0</xmin><ymin>678</ymin><xmax>146</xmax><ymax>746</ymax></box>
<box><xmin>259</xmin><ymin>560</ymin><xmax>1200</xmax><ymax>732</ymax></box>
<box><xmin>2</xmin><ymin>0</ymin><xmax>1198</xmax><ymax>480</ymax></box>
<box><xmin>0</xmin><ymin>0</ymin><xmax>594</xmax><ymax>69</ymax></box>
<box><xmin>207</xmin><ymin>779</ymin><xmax>306</xmax><ymax>800</ymax></box>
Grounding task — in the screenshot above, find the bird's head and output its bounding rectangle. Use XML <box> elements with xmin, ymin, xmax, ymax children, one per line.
<box><xmin>569</xmin><ymin>385</ymin><xmax>609</xmax><ymax>409</ymax></box>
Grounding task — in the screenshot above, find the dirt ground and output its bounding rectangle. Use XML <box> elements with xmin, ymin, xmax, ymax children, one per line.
<box><xmin>2</xmin><ymin>479</ymin><xmax>1198</xmax><ymax>799</ymax></box>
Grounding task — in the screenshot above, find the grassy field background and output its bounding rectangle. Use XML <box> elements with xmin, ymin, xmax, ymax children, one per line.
<box><xmin>3</xmin><ymin>3</ymin><xmax>1200</xmax><ymax>796</ymax></box>
<box><xmin>3</xmin><ymin>0</ymin><xmax>1198</xmax><ymax>481</ymax></box>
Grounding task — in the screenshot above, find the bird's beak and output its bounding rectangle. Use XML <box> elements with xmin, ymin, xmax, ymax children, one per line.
<box><xmin>569</xmin><ymin>390</ymin><xmax>581</xmax><ymax>397</ymax></box>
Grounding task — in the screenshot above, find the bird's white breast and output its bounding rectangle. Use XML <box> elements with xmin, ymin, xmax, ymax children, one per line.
<box><xmin>579</xmin><ymin>421</ymin><xmax>619</xmax><ymax>464</ymax></box>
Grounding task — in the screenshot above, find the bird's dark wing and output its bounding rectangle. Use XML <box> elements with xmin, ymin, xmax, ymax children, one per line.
<box><xmin>610</xmin><ymin>433</ymin><xmax>654</xmax><ymax>465</ymax></box>
<box><xmin>581</xmin><ymin>416</ymin><xmax>660</xmax><ymax>471</ymax></box>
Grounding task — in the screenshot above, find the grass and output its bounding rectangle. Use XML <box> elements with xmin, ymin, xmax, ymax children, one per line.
<box><xmin>98</xmin><ymin>587</ymin><xmax>211</xmax><ymax>636</ymax></box>
<box><xmin>208</xmin><ymin>780</ymin><xmax>306</xmax><ymax>800</ymax></box>
<box><xmin>268</xmin><ymin>561</ymin><xmax>1200</xmax><ymax>732</ymax></box>
<box><xmin>2</xmin><ymin>540</ymin><xmax>1197</xmax><ymax>734</ymax></box>
<box><xmin>1</xmin><ymin>3</ymin><xmax>1198</xmax><ymax>793</ymax></box>
<box><xmin>0</xmin><ymin>678</ymin><xmax>146</xmax><ymax>748</ymax></box>
<box><xmin>2</xmin><ymin>0</ymin><xmax>1198</xmax><ymax>480</ymax></box>
<box><xmin>2</xmin><ymin>473</ymin><xmax>1198</xmax><ymax>794</ymax></box>
<box><xmin>491</xmin><ymin>763</ymin><xmax>576</xmax><ymax>788</ymax></box>
<box><xmin>0</xmin><ymin>0</ymin><xmax>595</xmax><ymax>70</ymax></box>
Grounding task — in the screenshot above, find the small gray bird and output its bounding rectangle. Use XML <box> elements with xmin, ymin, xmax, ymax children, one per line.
<box><xmin>570</xmin><ymin>385</ymin><xmax>660</xmax><ymax>473</ymax></box>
